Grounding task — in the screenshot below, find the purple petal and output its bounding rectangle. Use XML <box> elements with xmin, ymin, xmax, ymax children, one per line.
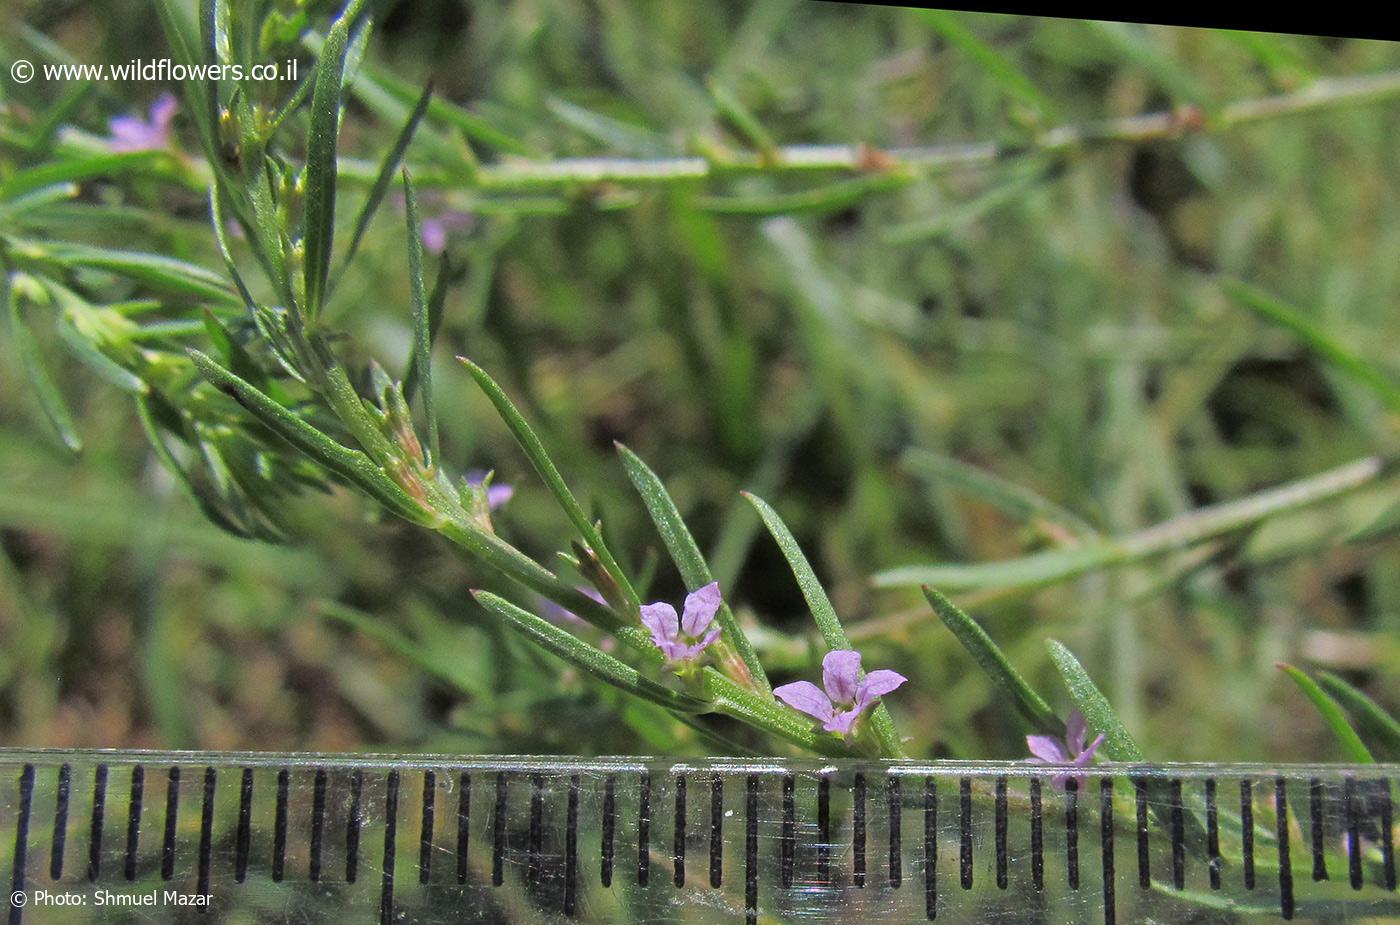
<box><xmin>108</xmin><ymin>115</ymin><xmax>159</xmax><ymax>152</ymax></box>
<box><xmin>486</xmin><ymin>483</ymin><xmax>514</xmax><ymax>510</ymax></box>
<box><xmin>696</xmin><ymin>624</ymin><xmax>722</xmax><ymax>652</ymax></box>
<box><xmin>855</xmin><ymin>669</ymin><xmax>907</xmax><ymax>709</ymax></box>
<box><xmin>823</xmin><ymin>709</ymin><xmax>859</xmax><ymax>736</ymax></box>
<box><xmin>421</xmin><ymin>218</ymin><xmax>448</xmax><ymax>254</ymax></box>
<box><xmin>149</xmin><ymin>92</ymin><xmax>178</xmax><ymax>129</ymax></box>
<box><xmin>1026</xmin><ymin>734</ymin><xmax>1069</xmax><ymax>763</ymax></box>
<box><xmin>639</xmin><ymin>602</ymin><xmax>679</xmax><ymax>649</ymax></box>
<box><xmin>680</xmin><ymin>582</ymin><xmax>722</xmax><ymax>637</ymax></box>
<box><xmin>773</xmin><ymin>681</ymin><xmax>835</xmax><ymax>723</ymax></box>
<box><xmin>1065</xmin><ymin>710</ymin><xmax>1088</xmax><ymax>755</ymax></box>
<box><xmin>1073</xmin><ymin>733</ymin><xmax>1106</xmax><ymax>767</ymax></box>
<box><xmin>822</xmin><ymin>649</ymin><xmax>863</xmax><ymax>705</ymax></box>
<box><xmin>465</xmin><ymin>469</ymin><xmax>488</xmax><ymax>486</ymax></box>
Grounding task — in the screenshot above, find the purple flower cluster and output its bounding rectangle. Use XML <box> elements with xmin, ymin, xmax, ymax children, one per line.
<box><xmin>1026</xmin><ymin>710</ymin><xmax>1104</xmax><ymax>787</ymax></box>
<box><xmin>774</xmin><ymin>649</ymin><xmax>907</xmax><ymax>736</ymax></box>
<box><xmin>640</xmin><ymin>582</ymin><xmax>723</xmax><ymax>666</ymax></box>
<box><xmin>108</xmin><ymin>93</ymin><xmax>178</xmax><ymax>152</ymax></box>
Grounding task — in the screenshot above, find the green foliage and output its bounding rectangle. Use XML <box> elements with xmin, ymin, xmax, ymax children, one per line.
<box><xmin>1277</xmin><ymin>663</ymin><xmax>1374</xmax><ymax>763</ymax></box>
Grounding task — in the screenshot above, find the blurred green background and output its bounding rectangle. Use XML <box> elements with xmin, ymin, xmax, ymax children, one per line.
<box><xmin>2</xmin><ymin>1</ymin><xmax>1400</xmax><ymax>762</ymax></box>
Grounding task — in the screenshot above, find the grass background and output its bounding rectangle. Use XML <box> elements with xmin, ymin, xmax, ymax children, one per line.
<box><xmin>2</xmin><ymin>1</ymin><xmax>1400</xmax><ymax>762</ymax></box>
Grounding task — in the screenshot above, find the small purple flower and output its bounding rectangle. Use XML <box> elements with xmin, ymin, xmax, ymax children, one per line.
<box><xmin>774</xmin><ymin>649</ymin><xmax>907</xmax><ymax>737</ymax></box>
<box><xmin>640</xmin><ymin>582</ymin><xmax>723</xmax><ymax>665</ymax></box>
<box><xmin>466</xmin><ymin>469</ymin><xmax>513</xmax><ymax>510</ymax></box>
<box><xmin>395</xmin><ymin>191</ymin><xmax>474</xmax><ymax>254</ymax></box>
<box><xmin>108</xmin><ymin>92</ymin><xmax>178</xmax><ymax>152</ymax></box>
<box><xmin>1026</xmin><ymin>710</ymin><xmax>1105</xmax><ymax>788</ymax></box>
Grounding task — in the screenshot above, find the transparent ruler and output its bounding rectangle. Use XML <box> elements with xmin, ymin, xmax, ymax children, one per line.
<box><xmin>2</xmin><ymin>750</ymin><xmax>1397</xmax><ymax>923</ymax></box>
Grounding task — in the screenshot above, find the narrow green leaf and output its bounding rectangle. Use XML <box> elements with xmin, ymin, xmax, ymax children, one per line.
<box><xmin>459</xmin><ymin>358</ymin><xmax>639</xmax><ymax>609</ymax></box>
<box><xmin>922</xmin><ymin>586</ymin><xmax>1060</xmax><ymax>734</ymax></box>
<box><xmin>1045</xmin><ymin>639</ymin><xmax>1146</xmax><ymax>762</ymax></box>
<box><xmin>54</xmin><ymin>316</ymin><xmax>147</xmax><ymax>394</ymax></box>
<box><xmin>545</xmin><ymin>96</ymin><xmax>670</xmax><ymax>157</ymax></box>
<box><xmin>153</xmin><ymin>0</ymin><xmax>218</xmax><ymax>157</ymax></box>
<box><xmin>616</xmin><ymin>442</ymin><xmax>770</xmax><ymax>694</ymax></box>
<box><xmin>303</xmin><ymin>0</ymin><xmax>367</xmax><ymax>319</ymax></box>
<box><xmin>402</xmin><ymin>170</ymin><xmax>438</xmax><ymax>463</ymax></box>
<box><xmin>0</xmin><ymin>154</ymin><xmax>166</xmax><ymax>201</ymax></box>
<box><xmin>335</xmin><ymin>82</ymin><xmax>434</xmax><ymax>282</ymax></box>
<box><xmin>1317</xmin><ymin>671</ymin><xmax>1400</xmax><ymax>760</ymax></box>
<box><xmin>1222</xmin><ymin>277</ymin><xmax>1400</xmax><ymax>415</ymax></box>
<box><xmin>1278</xmin><ymin>664</ymin><xmax>1374</xmax><ymax>763</ymax></box>
<box><xmin>695</xmin><ymin>173</ymin><xmax>912</xmax><ymax>216</ymax></box>
<box><xmin>707</xmin><ymin>79</ymin><xmax>777</xmax><ymax>157</ymax></box>
<box><xmin>902</xmin><ymin>447</ymin><xmax>1098</xmax><ymax>541</ymax></box>
<box><xmin>207</xmin><ymin>184</ymin><xmax>257</xmax><ymax>312</ymax></box>
<box><xmin>187</xmin><ymin>348</ymin><xmax>432</xmax><ymax>526</ymax></box>
<box><xmin>473</xmin><ymin>591</ymin><xmax>711</xmax><ymax>714</ymax></box>
<box><xmin>743</xmin><ymin>490</ymin><xmax>902</xmax><ymax>755</ymax></box>
<box><xmin>0</xmin><ymin>183</ymin><xmax>79</xmax><ymax>224</ymax></box>
<box><xmin>6</xmin><ymin>276</ymin><xmax>82</xmax><ymax>452</ymax></box>
<box><xmin>134</xmin><ymin>392</ymin><xmax>250</xmax><ymax>538</ymax></box>
<box><xmin>18</xmin><ymin>241</ymin><xmax>239</xmax><ymax>305</ymax></box>
<box><xmin>403</xmin><ymin>252</ymin><xmax>454</xmax><ymax>404</ymax></box>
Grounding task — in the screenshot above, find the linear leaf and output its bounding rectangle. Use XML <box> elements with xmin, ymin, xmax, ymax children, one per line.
<box><xmin>1278</xmin><ymin>664</ymin><xmax>1374</xmax><ymax>763</ymax></box>
<box><xmin>335</xmin><ymin>82</ymin><xmax>434</xmax><ymax>282</ymax></box>
<box><xmin>460</xmin><ymin>358</ymin><xmax>639</xmax><ymax>609</ymax></box>
<box><xmin>1046</xmin><ymin>638</ymin><xmax>1146</xmax><ymax>762</ymax></box>
<box><xmin>19</xmin><ymin>241</ymin><xmax>238</xmax><ymax>305</ymax></box>
<box><xmin>473</xmin><ymin>590</ymin><xmax>711</xmax><ymax>714</ymax></box>
<box><xmin>1317</xmin><ymin>672</ymin><xmax>1400</xmax><ymax>760</ymax></box>
<box><xmin>922</xmin><ymin>586</ymin><xmax>1059</xmax><ymax>734</ymax></box>
<box><xmin>744</xmin><ymin>490</ymin><xmax>902</xmax><ymax>755</ymax></box>
<box><xmin>302</xmin><ymin>0</ymin><xmax>366</xmax><ymax>319</ymax></box>
<box><xmin>616</xmin><ymin>442</ymin><xmax>770</xmax><ymax>693</ymax></box>
<box><xmin>404</xmin><ymin>252</ymin><xmax>453</xmax><ymax>405</ymax></box>
<box><xmin>6</xmin><ymin>276</ymin><xmax>81</xmax><ymax>452</ymax></box>
<box><xmin>402</xmin><ymin>170</ymin><xmax>438</xmax><ymax>463</ymax></box>
<box><xmin>1223</xmin><ymin>277</ymin><xmax>1400</xmax><ymax>415</ymax></box>
<box><xmin>915</xmin><ymin>9</ymin><xmax>1058</xmax><ymax>120</ymax></box>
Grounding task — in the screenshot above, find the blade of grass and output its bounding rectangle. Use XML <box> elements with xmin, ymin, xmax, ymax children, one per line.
<box><xmin>914</xmin><ymin>9</ymin><xmax>1058</xmax><ymax>121</ymax></box>
<box><xmin>1046</xmin><ymin>638</ymin><xmax>1145</xmax><ymax>762</ymax></box>
<box><xmin>1222</xmin><ymin>277</ymin><xmax>1400</xmax><ymax>415</ymax></box>
<box><xmin>473</xmin><ymin>590</ymin><xmax>712</xmax><ymax>714</ymax></box>
<box><xmin>401</xmin><ymin>170</ymin><xmax>438</xmax><ymax>463</ymax></box>
<box><xmin>1317</xmin><ymin>671</ymin><xmax>1400</xmax><ymax>760</ymax></box>
<box><xmin>616</xmin><ymin>442</ymin><xmax>771</xmax><ymax>694</ymax></box>
<box><xmin>459</xmin><ymin>358</ymin><xmax>639</xmax><ymax>610</ymax></box>
<box><xmin>743</xmin><ymin>491</ymin><xmax>903</xmax><ymax>756</ymax></box>
<box><xmin>1278</xmin><ymin>664</ymin><xmax>1374</xmax><ymax>763</ymax></box>
<box><xmin>922</xmin><ymin>586</ymin><xmax>1060</xmax><ymax>734</ymax></box>
<box><xmin>403</xmin><ymin>252</ymin><xmax>454</xmax><ymax>404</ymax></box>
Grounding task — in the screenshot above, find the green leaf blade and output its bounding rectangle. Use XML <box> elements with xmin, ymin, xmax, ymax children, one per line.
<box><xmin>1278</xmin><ymin>664</ymin><xmax>1374</xmax><ymax>764</ymax></box>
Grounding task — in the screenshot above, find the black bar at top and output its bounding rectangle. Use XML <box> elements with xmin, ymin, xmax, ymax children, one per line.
<box><xmin>1276</xmin><ymin>777</ymin><xmax>1295</xmax><ymax>920</ymax></box>
<box><xmin>994</xmin><ymin>776</ymin><xmax>1007</xmax><ymax>889</ymax></box>
<box><xmin>309</xmin><ymin>767</ymin><xmax>328</xmax><ymax>882</ymax></box>
<box><xmin>1030</xmin><ymin>776</ymin><xmax>1044</xmax><ymax>891</ymax></box>
<box><xmin>162</xmin><ymin>767</ymin><xmax>180</xmax><ymax>882</ymax></box>
<box><xmin>1133</xmin><ymin>777</ymin><xmax>1149</xmax><ymax>889</ymax></box>
<box><xmin>1310</xmin><ymin>777</ymin><xmax>1328</xmax><ymax>882</ymax></box>
<box><xmin>456</xmin><ymin>772</ymin><xmax>471</xmax><ymax>885</ymax></box>
<box><xmin>50</xmin><ymin>763</ymin><xmax>71</xmax><ymax>881</ymax></box>
<box><xmin>1344</xmin><ymin>777</ymin><xmax>1361</xmax><ymax>891</ymax></box>
<box><xmin>419</xmin><ymin>769</ymin><xmax>435</xmax><ymax>885</ymax></box>
<box><xmin>889</xmin><ymin>774</ymin><xmax>903</xmax><ymax>889</ymax></box>
<box><xmin>780</xmin><ymin>774</ymin><xmax>795</xmax><ymax>889</ymax></box>
<box><xmin>124</xmin><ymin>764</ymin><xmax>143</xmax><ymax>882</ymax></box>
<box><xmin>88</xmin><ymin>764</ymin><xmax>108</xmax><ymax>882</ymax></box>
<box><xmin>1379</xmin><ymin>779</ymin><xmax>1396</xmax><ymax>891</ymax></box>
<box><xmin>197</xmin><ymin>767</ymin><xmax>215</xmax><ymax>897</ymax></box>
<box><xmin>234</xmin><ymin>767</ymin><xmax>253</xmax><ymax>883</ymax></box>
<box><xmin>346</xmin><ymin>769</ymin><xmax>363</xmax><ymax>884</ymax></box>
<box><xmin>1169</xmin><ymin>778</ymin><xmax>1184</xmax><ymax>890</ymax></box>
<box><xmin>600</xmin><ymin>775</ymin><xmax>615</xmax><ymax>888</ymax></box>
<box><xmin>1206</xmin><ymin>777</ymin><xmax>1221</xmax><ymax>890</ymax></box>
<box><xmin>8</xmin><ymin>764</ymin><xmax>34</xmax><ymax>925</ymax></box>
<box><xmin>710</xmin><ymin>774</ymin><xmax>724</xmax><ymax>888</ymax></box>
<box><xmin>1065</xmin><ymin>778</ymin><xmax>1079</xmax><ymax>891</ymax></box>
<box><xmin>565</xmin><ymin>774</ymin><xmax>580</xmax><ymax>917</ymax></box>
<box><xmin>853</xmin><ymin>773</ymin><xmax>867</xmax><ymax>888</ymax></box>
<box><xmin>817</xmin><ymin>773</ymin><xmax>831</xmax><ymax>884</ymax></box>
<box><xmin>959</xmin><ymin>777</ymin><xmax>973</xmax><ymax>890</ymax></box>
<box><xmin>1240</xmin><ymin>778</ymin><xmax>1255</xmax><ymax>890</ymax></box>
<box><xmin>673</xmin><ymin>773</ymin><xmax>687</xmax><ymax>888</ymax></box>
<box><xmin>924</xmin><ymin>777</ymin><xmax>937</xmax><ymax>921</ymax></box>
<box><xmin>1101</xmin><ymin>778</ymin><xmax>1115</xmax><ymax>925</ymax></box>
<box><xmin>380</xmin><ymin>769</ymin><xmax>399</xmax><ymax>925</ymax></box>
<box><xmin>637</xmin><ymin>771</ymin><xmax>651</xmax><ymax>886</ymax></box>
<box><xmin>273</xmin><ymin>768</ymin><xmax>290</xmax><ymax>883</ymax></box>
<box><xmin>744</xmin><ymin>775</ymin><xmax>759</xmax><ymax>925</ymax></box>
